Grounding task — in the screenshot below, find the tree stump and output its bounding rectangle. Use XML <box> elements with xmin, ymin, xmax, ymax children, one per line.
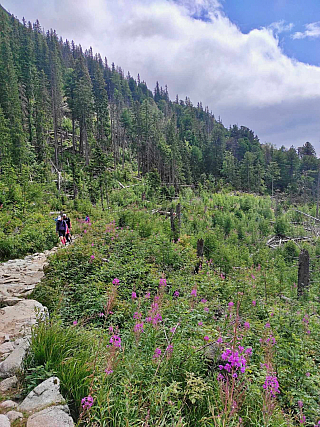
<box><xmin>297</xmin><ymin>249</ymin><xmax>309</xmax><ymax>297</ymax></box>
<box><xmin>197</xmin><ymin>238</ymin><xmax>204</xmax><ymax>258</ymax></box>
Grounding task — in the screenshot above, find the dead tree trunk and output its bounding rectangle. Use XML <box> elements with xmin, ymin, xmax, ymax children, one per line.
<box><xmin>298</xmin><ymin>249</ymin><xmax>310</xmax><ymax>297</ymax></box>
<box><xmin>197</xmin><ymin>239</ymin><xmax>204</xmax><ymax>258</ymax></box>
<box><xmin>176</xmin><ymin>203</ymin><xmax>181</xmax><ymax>232</ymax></box>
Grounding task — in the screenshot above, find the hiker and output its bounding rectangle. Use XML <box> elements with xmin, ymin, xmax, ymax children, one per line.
<box><xmin>85</xmin><ymin>215</ymin><xmax>90</xmax><ymax>223</ymax></box>
<box><xmin>56</xmin><ymin>215</ymin><xmax>67</xmax><ymax>245</ymax></box>
<box><xmin>63</xmin><ymin>213</ymin><xmax>72</xmax><ymax>243</ymax></box>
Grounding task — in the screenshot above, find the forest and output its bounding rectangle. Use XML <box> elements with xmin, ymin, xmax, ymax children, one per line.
<box><xmin>1</xmin><ymin>4</ymin><xmax>320</xmax><ymax>427</ymax></box>
<box><xmin>0</xmin><ymin>5</ymin><xmax>319</xmax><ymax>206</ymax></box>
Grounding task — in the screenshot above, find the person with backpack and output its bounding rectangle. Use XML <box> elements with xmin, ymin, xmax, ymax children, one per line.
<box><xmin>63</xmin><ymin>213</ymin><xmax>72</xmax><ymax>243</ymax></box>
<box><xmin>56</xmin><ymin>215</ymin><xmax>67</xmax><ymax>245</ymax></box>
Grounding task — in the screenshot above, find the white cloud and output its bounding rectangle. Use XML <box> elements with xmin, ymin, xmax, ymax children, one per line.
<box><xmin>268</xmin><ymin>20</ymin><xmax>294</xmax><ymax>34</ymax></box>
<box><xmin>2</xmin><ymin>0</ymin><xmax>320</xmax><ymax>152</ymax></box>
<box><xmin>292</xmin><ymin>21</ymin><xmax>320</xmax><ymax>39</ymax></box>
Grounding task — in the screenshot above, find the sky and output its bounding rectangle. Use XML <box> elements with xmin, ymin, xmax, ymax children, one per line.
<box><xmin>2</xmin><ymin>0</ymin><xmax>320</xmax><ymax>152</ymax></box>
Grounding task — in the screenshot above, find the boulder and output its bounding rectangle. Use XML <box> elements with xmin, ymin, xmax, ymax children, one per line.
<box><xmin>0</xmin><ymin>299</ymin><xmax>47</xmax><ymax>344</ymax></box>
<box><xmin>19</xmin><ymin>377</ymin><xmax>65</xmax><ymax>413</ymax></box>
<box><xmin>0</xmin><ymin>338</ymin><xmax>29</xmax><ymax>378</ymax></box>
<box><xmin>0</xmin><ymin>415</ymin><xmax>10</xmax><ymax>427</ymax></box>
<box><xmin>0</xmin><ymin>400</ymin><xmax>18</xmax><ymax>409</ymax></box>
<box><xmin>6</xmin><ymin>410</ymin><xmax>23</xmax><ymax>422</ymax></box>
<box><xmin>27</xmin><ymin>406</ymin><xmax>74</xmax><ymax>427</ymax></box>
<box><xmin>0</xmin><ymin>375</ymin><xmax>18</xmax><ymax>391</ymax></box>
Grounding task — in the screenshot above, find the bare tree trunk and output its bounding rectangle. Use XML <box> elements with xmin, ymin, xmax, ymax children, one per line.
<box><xmin>298</xmin><ymin>249</ymin><xmax>309</xmax><ymax>297</ymax></box>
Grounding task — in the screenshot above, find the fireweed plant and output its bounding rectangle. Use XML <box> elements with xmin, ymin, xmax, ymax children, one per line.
<box><xmin>26</xmin><ymin>191</ymin><xmax>320</xmax><ymax>426</ymax></box>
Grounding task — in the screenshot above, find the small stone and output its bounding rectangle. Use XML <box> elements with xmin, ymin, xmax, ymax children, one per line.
<box><xmin>0</xmin><ymin>338</ymin><xmax>29</xmax><ymax>378</ymax></box>
<box><xmin>0</xmin><ymin>400</ymin><xmax>18</xmax><ymax>409</ymax></box>
<box><xmin>18</xmin><ymin>377</ymin><xmax>65</xmax><ymax>412</ymax></box>
<box><xmin>0</xmin><ymin>414</ymin><xmax>10</xmax><ymax>427</ymax></box>
<box><xmin>27</xmin><ymin>406</ymin><xmax>74</xmax><ymax>427</ymax></box>
<box><xmin>0</xmin><ymin>375</ymin><xmax>18</xmax><ymax>392</ymax></box>
<box><xmin>6</xmin><ymin>410</ymin><xmax>23</xmax><ymax>422</ymax></box>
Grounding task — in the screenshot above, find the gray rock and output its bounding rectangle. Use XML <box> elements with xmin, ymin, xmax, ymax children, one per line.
<box><xmin>0</xmin><ymin>400</ymin><xmax>18</xmax><ymax>409</ymax></box>
<box><xmin>0</xmin><ymin>375</ymin><xmax>18</xmax><ymax>391</ymax></box>
<box><xmin>0</xmin><ymin>415</ymin><xmax>10</xmax><ymax>427</ymax></box>
<box><xmin>0</xmin><ymin>338</ymin><xmax>29</xmax><ymax>378</ymax></box>
<box><xmin>0</xmin><ymin>342</ymin><xmax>14</xmax><ymax>355</ymax></box>
<box><xmin>6</xmin><ymin>410</ymin><xmax>23</xmax><ymax>422</ymax></box>
<box><xmin>27</xmin><ymin>406</ymin><xmax>74</xmax><ymax>427</ymax></box>
<box><xmin>19</xmin><ymin>377</ymin><xmax>65</xmax><ymax>412</ymax></box>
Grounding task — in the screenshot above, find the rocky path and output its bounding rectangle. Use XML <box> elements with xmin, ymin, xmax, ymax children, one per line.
<box><xmin>0</xmin><ymin>247</ymin><xmax>74</xmax><ymax>426</ymax></box>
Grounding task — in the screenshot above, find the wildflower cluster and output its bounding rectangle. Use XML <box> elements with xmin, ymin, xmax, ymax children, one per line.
<box><xmin>109</xmin><ymin>335</ymin><xmax>121</xmax><ymax>349</ymax></box>
<box><xmin>263</xmin><ymin>375</ymin><xmax>280</xmax><ymax>398</ymax></box>
<box><xmin>81</xmin><ymin>395</ymin><xmax>94</xmax><ymax>410</ymax></box>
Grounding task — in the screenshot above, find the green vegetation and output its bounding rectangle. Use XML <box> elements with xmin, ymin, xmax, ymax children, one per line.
<box><xmin>24</xmin><ymin>190</ymin><xmax>320</xmax><ymax>426</ymax></box>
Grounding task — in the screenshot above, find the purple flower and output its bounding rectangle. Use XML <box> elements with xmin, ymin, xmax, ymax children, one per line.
<box><xmin>251</xmin><ymin>274</ymin><xmax>255</xmax><ymax>280</ymax></box>
<box><xmin>153</xmin><ymin>348</ymin><xmax>162</xmax><ymax>359</ymax></box>
<box><xmin>228</xmin><ymin>301</ymin><xmax>234</xmax><ymax>308</ymax></box>
<box><xmin>81</xmin><ymin>395</ymin><xmax>93</xmax><ymax>410</ymax></box>
<box><xmin>84</xmin><ymin>229</ymin><xmax>87</xmax><ymax>234</ymax></box>
<box><xmin>109</xmin><ymin>335</ymin><xmax>121</xmax><ymax>348</ymax></box>
<box><xmin>252</xmin><ymin>300</ymin><xmax>256</xmax><ymax>306</ymax></box>
<box><xmin>159</xmin><ymin>278</ymin><xmax>167</xmax><ymax>287</ymax></box>
<box><xmin>191</xmin><ymin>288</ymin><xmax>197</xmax><ymax>297</ymax></box>
<box><xmin>298</xmin><ymin>400</ymin><xmax>303</xmax><ymax>408</ymax></box>
<box><xmin>166</xmin><ymin>344</ymin><xmax>174</xmax><ymax>354</ymax></box>
<box><xmin>174</xmin><ymin>291</ymin><xmax>179</xmax><ymax>297</ymax></box>
<box><xmin>72</xmin><ymin>320</ymin><xmax>78</xmax><ymax>325</ymax></box>
<box><xmin>244</xmin><ymin>321</ymin><xmax>250</xmax><ymax>329</ymax></box>
<box><xmin>145</xmin><ymin>292</ymin><xmax>150</xmax><ymax>299</ymax></box>
<box><xmin>300</xmin><ymin>416</ymin><xmax>306</xmax><ymax>424</ymax></box>
<box><xmin>306</xmin><ymin>330</ymin><xmax>311</xmax><ymax>335</ymax></box>
<box><xmin>131</xmin><ymin>292</ymin><xmax>137</xmax><ymax>299</ymax></box>
<box><xmin>201</xmin><ymin>299</ymin><xmax>207</xmax><ymax>303</ymax></box>
<box><xmin>306</xmin><ymin>372</ymin><xmax>310</xmax><ymax>377</ymax></box>
<box><xmin>265</xmin><ymin>323</ymin><xmax>271</xmax><ymax>329</ymax></box>
<box><xmin>133</xmin><ymin>312</ymin><xmax>142</xmax><ymax>319</ymax></box>
<box><xmin>203</xmin><ymin>307</ymin><xmax>209</xmax><ymax>312</ymax></box>
<box><xmin>99</xmin><ymin>312</ymin><xmax>104</xmax><ymax>318</ymax></box>
<box><xmin>112</xmin><ymin>278</ymin><xmax>120</xmax><ymax>285</ymax></box>
<box><xmin>105</xmin><ymin>369</ymin><xmax>113</xmax><ymax>375</ymax></box>
<box><xmin>198</xmin><ymin>321</ymin><xmax>203</xmax><ymax>326</ymax></box>
<box><xmin>108</xmin><ymin>325</ymin><xmax>114</xmax><ymax>333</ymax></box>
<box><xmin>90</xmin><ymin>255</ymin><xmax>95</xmax><ymax>260</ymax></box>
<box><xmin>216</xmin><ymin>337</ymin><xmax>223</xmax><ymax>344</ymax></box>
<box><xmin>204</xmin><ymin>336</ymin><xmax>209</xmax><ymax>341</ymax></box>
<box><xmin>134</xmin><ymin>323</ymin><xmax>144</xmax><ymax>333</ymax></box>
<box><xmin>263</xmin><ymin>375</ymin><xmax>280</xmax><ymax>398</ymax></box>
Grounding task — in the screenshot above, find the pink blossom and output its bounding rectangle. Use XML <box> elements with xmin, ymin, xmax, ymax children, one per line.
<box><xmin>99</xmin><ymin>312</ymin><xmax>104</xmax><ymax>318</ymax></box>
<box><xmin>91</xmin><ymin>243</ymin><xmax>94</xmax><ymax>247</ymax></box>
<box><xmin>204</xmin><ymin>336</ymin><xmax>209</xmax><ymax>341</ymax></box>
<box><xmin>191</xmin><ymin>288</ymin><xmax>197</xmax><ymax>297</ymax></box>
<box><xmin>244</xmin><ymin>321</ymin><xmax>250</xmax><ymax>329</ymax></box>
<box><xmin>131</xmin><ymin>292</ymin><xmax>137</xmax><ymax>299</ymax></box>
<box><xmin>174</xmin><ymin>291</ymin><xmax>179</xmax><ymax>297</ymax></box>
<box><xmin>252</xmin><ymin>300</ymin><xmax>256</xmax><ymax>306</ymax></box>
<box><xmin>153</xmin><ymin>348</ymin><xmax>162</xmax><ymax>359</ymax></box>
<box><xmin>145</xmin><ymin>292</ymin><xmax>150</xmax><ymax>299</ymax></box>
<box><xmin>90</xmin><ymin>255</ymin><xmax>95</xmax><ymax>260</ymax></box>
<box><xmin>72</xmin><ymin>320</ymin><xmax>78</xmax><ymax>325</ymax></box>
<box><xmin>251</xmin><ymin>274</ymin><xmax>255</xmax><ymax>280</ymax></box>
<box><xmin>105</xmin><ymin>369</ymin><xmax>113</xmax><ymax>375</ymax></box>
<box><xmin>198</xmin><ymin>321</ymin><xmax>203</xmax><ymax>326</ymax></box>
<box><xmin>159</xmin><ymin>278</ymin><xmax>167</xmax><ymax>287</ymax></box>
<box><xmin>81</xmin><ymin>395</ymin><xmax>93</xmax><ymax>410</ymax></box>
<box><xmin>228</xmin><ymin>301</ymin><xmax>234</xmax><ymax>308</ymax></box>
<box><xmin>216</xmin><ymin>337</ymin><xmax>223</xmax><ymax>344</ymax></box>
<box><xmin>306</xmin><ymin>372</ymin><xmax>310</xmax><ymax>377</ymax></box>
<box><xmin>203</xmin><ymin>307</ymin><xmax>209</xmax><ymax>312</ymax></box>
<box><xmin>134</xmin><ymin>323</ymin><xmax>144</xmax><ymax>333</ymax></box>
<box><xmin>112</xmin><ymin>278</ymin><xmax>120</xmax><ymax>285</ymax></box>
